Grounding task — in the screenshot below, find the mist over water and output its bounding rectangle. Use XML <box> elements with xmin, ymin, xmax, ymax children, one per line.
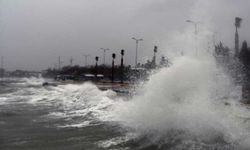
<box><xmin>108</xmin><ymin>56</ymin><xmax>250</xmax><ymax>149</ymax></box>
<box><xmin>104</xmin><ymin>2</ymin><xmax>250</xmax><ymax>148</ymax></box>
<box><xmin>101</xmin><ymin>9</ymin><xmax>250</xmax><ymax>149</ymax></box>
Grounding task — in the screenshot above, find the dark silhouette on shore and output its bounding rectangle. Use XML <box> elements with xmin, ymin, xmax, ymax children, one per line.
<box><xmin>41</xmin><ymin>45</ymin><xmax>170</xmax><ymax>83</ymax></box>
<box><xmin>235</xmin><ymin>17</ymin><xmax>242</xmax><ymax>57</ymax></box>
<box><xmin>95</xmin><ymin>56</ymin><xmax>99</xmax><ymax>79</ymax></box>
<box><xmin>238</xmin><ymin>41</ymin><xmax>250</xmax><ymax>103</ymax></box>
<box><xmin>120</xmin><ymin>50</ymin><xmax>125</xmax><ymax>84</ymax></box>
<box><xmin>111</xmin><ymin>53</ymin><xmax>116</xmax><ymax>83</ymax></box>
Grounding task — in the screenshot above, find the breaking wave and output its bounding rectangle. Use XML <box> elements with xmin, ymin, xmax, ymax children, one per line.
<box><xmin>106</xmin><ymin>56</ymin><xmax>250</xmax><ymax>149</ymax></box>
<box><xmin>1</xmin><ymin>57</ymin><xmax>250</xmax><ymax>149</ymax></box>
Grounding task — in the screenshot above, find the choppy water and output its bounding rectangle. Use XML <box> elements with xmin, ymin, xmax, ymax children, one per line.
<box><xmin>0</xmin><ymin>77</ymin><xmax>122</xmax><ymax>150</ymax></box>
<box><xmin>1</xmin><ymin>57</ymin><xmax>250</xmax><ymax>150</ymax></box>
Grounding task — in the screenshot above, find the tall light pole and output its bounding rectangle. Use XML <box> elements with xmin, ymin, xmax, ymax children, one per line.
<box><xmin>58</xmin><ymin>56</ymin><xmax>62</xmax><ymax>70</ymax></box>
<box><xmin>95</xmin><ymin>56</ymin><xmax>99</xmax><ymax>79</ymax></box>
<box><xmin>100</xmin><ymin>48</ymin><xmax>109</xmax><ymax>66</ymax></box>
<box><xmin>111</xmin><ymin>53</ymin><xmax>116</xmax><ymax>83</ymax></box>
<box><xmin>153</xmin><ymin>46</ymin><xmax>158</xmax><ymax>67</ymax></box>
<box><xmin>235</xmin><ymin>17</ymin><xmax>242</xmax><ymax>57</ymax></box>
<box><xmin>1</xmin><ymin>56</ymin><xmax>4</xmax><ymax>79</ymax></box>
<box><xmin>120</xmin><ymin>50</ymin><xmax>125</xmax><ymax>84</ymax></box>
<box><xmin>132</xmin><ymin>37</ymin><xmax>143</xmax><ymax>67</ymax></box>
<box><xmin>186</xmin><ymin>20</ymin><xmax>200</xmax><ymax>56</ymax></box>
<box><xmin>70</xmin><ymin>56</ymin><xmax>73</xmax><ymax>66</ymax></box>
<box><xmin>83</xmin><ymin>54</ymin><xmax>90</xmax><ymax>67</ymax></box>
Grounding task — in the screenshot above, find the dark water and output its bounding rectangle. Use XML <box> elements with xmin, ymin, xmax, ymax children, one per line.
<box><xmin>0</xmin><ymin>78</ymin><xmax>250</xmax><ymax>150</ymax></box>
<box><xmin>0</xmin><ymin>104</ymin><xmax>122</xmax><ymax>150</ymax></box>
<box><xmin>0</xmin><ymin>78</ymin><xmax>126</xmax><ymax>150</ymax></box>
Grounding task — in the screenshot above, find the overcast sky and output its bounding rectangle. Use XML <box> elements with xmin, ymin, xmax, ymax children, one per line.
<box><xmin>0</xmin><ymin>0</ymin><xmax>250</xmax><ymax>71</ymax></box>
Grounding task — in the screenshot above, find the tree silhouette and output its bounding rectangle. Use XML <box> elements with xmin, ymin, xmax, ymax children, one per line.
<box><xmin>239</xmin><ymin>41</ymin><xmax>250</xmax><ymax>68</ymax></box>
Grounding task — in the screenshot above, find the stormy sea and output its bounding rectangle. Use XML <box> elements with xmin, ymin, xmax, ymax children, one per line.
<box><xmin>0</xmin><ymin>56</ymin><xmax>250</xmax><ymax>150</ymax></box>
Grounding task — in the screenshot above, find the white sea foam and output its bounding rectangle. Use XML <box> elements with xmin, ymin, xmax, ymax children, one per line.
<box><xmin>2</xmin><ymin>63</ymin><xmax>249</xmax><ymax>149</ymax></box>
<box><xmin>0</xmin><ymin>97</ymin><xmax>8</xmax><ymax>105</ymax></box>
<box><xmin>104</xmin><ymin>56</ymin><xmax>250</xmax><ymax>148</ymax></box>
<box><xmin>29</xmin><ymin>82</ymin><xmax>118</xmax><ymax>126</ymax></box>
<box><xmin>94</xmin><ymin>1</ymin><xmax>250</xmax><ymax>147</ymax></box>
<box><xmin>7</xmin><ymin>57</ymin><xmax>249</xmax><ymax>149</ymax></box>
<box><xmin>58</xmin><ymin>121</ymin><xmax>92</xmax><ymax>128</ymax></box>
<box><xmin>97</xmin><ymin>133</ymin><xmax>136</xmax><ymax>149</ymax></box>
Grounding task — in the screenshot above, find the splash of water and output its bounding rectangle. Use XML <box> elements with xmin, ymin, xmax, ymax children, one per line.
<box><xmin>3</xmin><ymin>70</ymin><xmax>249</xmax><ymax>149</ymax></box>
<box><xmin>106</xmin><ymin>55</ymin><xmax>250</xmax><ymax>149</ymax></box>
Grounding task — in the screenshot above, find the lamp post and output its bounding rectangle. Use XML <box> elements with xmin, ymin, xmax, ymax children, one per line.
<box><xmin>83</xmin><ymin>54</ymin><xmax>90</xmax><ymax>67</ymax></box>
<box><xmin>70</xmin><ymin>56</ymin><xmax>73</xmax><ymax>66</ymax></box>
<box><xmin>111</xmin><ymin>53</ymin><xmax>116</xmax><ymax>83</ymax></box>
<box><xmin>58</xmin><ymin>56</ymin><xmax>62</xmax><ymax>70</ymax></box>
<box><xmin>95</xmin><ymin>56</ymin><xmax>99</xmax><ymax>79</ymax></box>
<box><xmin>120</xmin><ymin>50</ymin><xmax>124</xmax><ymax>84</ymax></box>
<box><xmin>1</xmin><ymin>56</ymin><xmax>4</xmax><ymax>79</ymax></box>
<box><xmin>132</xmin><ymin>37</ymin><xmax>143</xmax><ymax>67</ymax></box>
<box><xmin>186</xmin><ymin>20</ymin><xmax>200</xmax><ymax>56</ymax></box>
<box><xmin>235</xmin><ymin>17</ymin><xmax>242</xmax><ymax>57</ymax></box>
<box><xmin>100</xmin><ymin>48</ymin><xmax>110</xmax><ymax>66</ymax></box>
<box><xmin>153</xmin><ymin>46</ymin><xmax>158</xmax><ymax>68</ymax></box>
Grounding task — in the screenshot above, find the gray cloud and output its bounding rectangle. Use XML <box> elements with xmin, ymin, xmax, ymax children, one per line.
<box><xmin>0</xmin><ymin>0</ymin><xmax>249</xmax><ymax>70</ymax></box>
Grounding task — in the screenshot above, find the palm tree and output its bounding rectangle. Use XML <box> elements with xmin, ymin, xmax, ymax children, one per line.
<box><xmin>235</xmin><ymin>17</ymin><xmax>242</xmax><ymax>56</ymax></box>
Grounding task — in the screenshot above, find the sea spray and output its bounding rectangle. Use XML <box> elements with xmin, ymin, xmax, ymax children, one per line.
<box><xmin>4</xmin><ymin>75</ymin><xmax>250</xmax><ymax>149</ymax></box>
<box><xmin>108</xmin><ymin>56</ymin><xmax>250</xmax><ymax>148</ymax></box>
<box><xmin>45</xmin><ymin>82</ymin><xmax>118</xmax><ymax>125</ymax></box>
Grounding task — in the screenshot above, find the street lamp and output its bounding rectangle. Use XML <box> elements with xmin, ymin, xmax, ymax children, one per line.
<box><xmin>153</xmin><ymin>46</ymin><xmax>158</xmax><ymax>67</ymax></box>
<box><xmin>1</xmin><ymin>56</ymin><xmax>4</xmax><ymax>79</ymax></box>
<box><xmin>58</xmin><ymin>56</ymin><xmax>62</xmax><ymax>70</ymax></box>
<box><xmin>235</xmin><ymin>17</ymin><xmax>242</xmax><ymax>57</ymax></box>
<box><xmin>186</xmin><ymin>20</ymin><xmax>201</xmax><ymax>56</ymax></box>
<box><xmin>120</xmin><ymin>50</ymin><xmax>125</xmax><ymax>84</ymax></box>
<box><xmin>111</xmin><ymin>53</ymin><xmax>116</xmax><ymax>83</ymax></box>
<box><xmin>83</xmin><ymin>54</ymin><xmax>90</xmax><ymax>67</ymax></box>
<box><xmin>70</xmin><ymin>56</ymin><xmax>73</xmax><ymax>66</ymax></box>
<box><xmin>132</xmin><ymin>37</ymin><xmax>143</xmax><ymax>67</ymax></box>
<box><xmin>100</xmin><ymin>48</ymin><xmax>110</xmax><ymax>66</ymax></box>
<box><xmin>95</xmin><ymin>56</ymin><xmax>99</xmax><ymax>78</ymax></box>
